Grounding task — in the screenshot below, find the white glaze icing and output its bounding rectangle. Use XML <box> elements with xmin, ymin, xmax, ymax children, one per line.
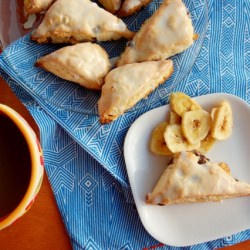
<box><xmin>117</xmin><ymin>0</ymin><xmax>195</xmax><ymax>66</ymax></box>
<box><xmin>37</xmin><ymin>42</ymin><xmax>111</xmax><ymax>89</ymax></box>
<box><xmin>98</xmin><ymin>60</ymin><xmax>173</xmax><ymax>123</ymax></box>
<box><xmin>147</xmin><ymin>151</ymin><xmax>250</xmax><ymax>204</ymax></box>
<box><xmin>32</xmin><ymin>0</ymin><xmax>133</xmax><ymax>42</ymax></box>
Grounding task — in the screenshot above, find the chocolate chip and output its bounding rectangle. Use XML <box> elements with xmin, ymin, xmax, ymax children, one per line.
<box><xmin>198</xmin><ymin>155</ymin><xmax>208</xmax><ymax>164</ymax></box>
<box><xmin>193</xmin><ymin>150</ymin><xmax>210</xmax><ymax>164</ymax></box>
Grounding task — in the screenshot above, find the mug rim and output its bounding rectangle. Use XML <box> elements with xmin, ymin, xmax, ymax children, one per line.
<box><xmin>0</xmin><ymin>104</ymin><xmax>42</xmax><ymax>228</ymax></box>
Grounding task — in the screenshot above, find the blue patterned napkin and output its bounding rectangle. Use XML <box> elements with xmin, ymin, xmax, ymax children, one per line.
<box><xmin>1</xmin><ymin>0</ymin><xmax>250</xmax><ymax>249</ymax></box>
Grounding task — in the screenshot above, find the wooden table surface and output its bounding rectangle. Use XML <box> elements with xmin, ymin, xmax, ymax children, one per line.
<box><xmin>0</xmin><ymin>1</ymin><xmax>249</xmax><ymax>249</ymax></box>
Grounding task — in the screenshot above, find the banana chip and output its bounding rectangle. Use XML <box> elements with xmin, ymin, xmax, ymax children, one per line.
<box><xmin>210</xmin><ymin>107</ymin><xmax>218</xmax><ymax>120</ymax></box>
<box><xmin>149</xmin><ymin>93</ymin><xmax>233</xmax><ymax>156</ymax></box>
<box><xmin>182</xmin><ymin>109</ymin><xmax>212</xmax><ymax>144</ymax></box>
<box><xmin>168</xmin><ymin>111</ymin><xmax>181</xmax><ymax>125</ymax></box>
<box><xmin>170</xmin><ymin>92</ymin><xmax>201</xmax><ymax>116</ymax></box>
<box><xmin>211</xmin><ymin>101</ymin><xmax>233</xmax><ymax>140</ymax></box>
<box><xmin>149</xmin><ymin>122</ymin><xmax>172</xmax><ymax>156</ymax></box>
<box><xmin>199</xmin><ymin>132</ymin><xmax>216</xmax><ymax>154</ymax></box>
<box><xmin>163</xmin><ymin>124</ymin><xmax>200</xmax><ymax>153</ymax></box>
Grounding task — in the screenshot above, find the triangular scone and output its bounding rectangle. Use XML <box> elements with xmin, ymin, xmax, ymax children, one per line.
<box><xmin>117</xmin><ymin>0</ymin><xmax>152</xmax><ymax>17</ymax></box>
<box><xmin>116</xmin><ymin>0</ymin><xmax>195</xmax><ymax>66</ymax></box>
<box><xmin>31</xmin><ymin>0</ymin><xmax>135</xmax><ymax>44</ymax></box>
<box><xmin>98</xmin><ymin>59</ymin><xmax>174</xmax><ymax>123</ymax></box>
<box><xmin>36</xmin><ymin>43</ymin><xmax>111</xmax><ymax>90</ymax></box>
<box><xmin>98</xmin><ymin>0</ymin><xmax>122</xmax><ymax>14</ymax></box>
<box><xmin>24</xmin><ymin>0</ymin><xmax>55</xmax><ymax>15</ymax></box>
<box><xmin>146</xmin><ymin>151</ymin><xmax>250</xmax><ymax>205</ymax></box>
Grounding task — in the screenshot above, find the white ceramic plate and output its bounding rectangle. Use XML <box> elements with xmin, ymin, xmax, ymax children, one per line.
<box><xmin>124</xmin><ymin>93</ymin><xmax>250</xmax><ymax>247</ymax></box>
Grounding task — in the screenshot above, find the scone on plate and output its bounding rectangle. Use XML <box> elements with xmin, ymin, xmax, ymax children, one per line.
<box><xmin>146</xmin><ymin>151</ymin><xmax>250</xmax><ymax>205</ymax></box>
<box><xmin>31</xmin><ymin>0</ymin><xmax>135</xmax><ymax>44</ymax></box>
<box><xmin>98</xmin><ymin>0</ymin><xmax>122</xmax><ymax>14</ymax></box>
<box><xmin>36</xmin><ymin>43</ymin><xmax>111</xmax><ymax>90</ymax></box>
<box><xmin>116</xmin><ymin>0</ymin><xmax>195</xmax><ymax>66</ymax></box>
<box><xmin>117</xmin><ymin>0</ymin><xmax>153</xmax><ymax>17</ymax></box>
<box><xmin>24</xmin><ymin>0</ymin><xmax>55</xmax><ymax>15</ymax></box>
<box><xmin>98</xmin><ymin>59</ymin><xmax>174</xmax><ymax>123</ymax></box>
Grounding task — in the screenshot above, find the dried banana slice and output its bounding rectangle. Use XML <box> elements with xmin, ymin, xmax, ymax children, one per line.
<box><xmin>168</xmin><ymin>111</ymin><xmax>181</xmax><ymax>125</ymax></box>
<box><xmin>149</xmin><ymin>122</ymin><xmax>172</xmax><ymax>156</ymax></box>
<box><xmin>170</xmin><ymin>92</ymin><xmax>201</xmax><ymax>117</ymax></box>
<box><xmin>211</xmin><ymin>101</ymin><xmax>233</xmax><ymax>140</ymax></box>
<box><xmin>198</xmin><ymin>132</ymin><xmax>216</xmax><ymax>154</ymax></box>
<box><xmin>163</xmin><ymin>124</ymin><xmax>200</xmax><ymax>153</ymax></box>
<box><xmin>210</xmin><ymin>107</ymin><xmax>218</xmax><ymax>120</ymax></box>
<box><xmin>182</xmin><ymin>109</ymin><xmax>212</xmax><ymax>144</ymax></box>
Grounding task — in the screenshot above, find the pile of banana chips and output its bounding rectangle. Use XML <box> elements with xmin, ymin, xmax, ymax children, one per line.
<box><xmin>150</xmin><ymin>92</ymin><xmax>233</xmax><ymax>156</ymax></box>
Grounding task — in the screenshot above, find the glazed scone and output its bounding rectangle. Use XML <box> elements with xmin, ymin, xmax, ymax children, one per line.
<box><xmin>98</xmin><ymin>59</ymin><xmax>174</xmax><ymax>123</ymax></box>
<box><xmin>146</xmin><ymin>151</ymin><xmax>250</xmax><ymax>205</ymax></box>
<box><xmin>31</xmin><ymin>0</ymin><xmax>135</xmax><ymax>44</ymax></box>
<box><xmin>117</xmin><ymin>0</ymin><xmax>152</xmax><ymax>17</ymax></box>
<box><xmin>116</xmin><ymin>0</ymin><xmax>195</xmax><ymax>66</ymax></box>
<box><xmin>24</xmin><ymin>0</ymin><xmax>55</xmax><ymax>15</ymax></box>
<box><xmin>98</xmin><ymin>0</ymin><xmax>122</xmax><ymax>13</ymax></box>
<box><xmin>36</xmin><ymin>43</ymin><xmax>111</xmax><ymax>90</ymax></box>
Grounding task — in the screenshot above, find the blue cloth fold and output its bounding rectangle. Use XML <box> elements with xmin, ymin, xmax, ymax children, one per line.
<box><xmin>0</xmin><ymin>0</ymin><xmax>250</xmax><ymax>249</ymax></box>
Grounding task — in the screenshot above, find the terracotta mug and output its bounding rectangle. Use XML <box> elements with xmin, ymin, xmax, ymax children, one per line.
<box><xmin>0</xmin><ymin>104</ymin><xmax>44</xmax><ymax>230</ymax></box>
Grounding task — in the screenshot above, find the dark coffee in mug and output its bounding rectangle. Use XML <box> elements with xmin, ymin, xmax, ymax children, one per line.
<box><xmin>0</xmin><ymin>104</ymin><xmax>43</xmax><ymax>230</ymax></box>
<box><xmin>0</xmin><ymin>113</ymin><xmax>31</xmax><ymax>218</ymax></box>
